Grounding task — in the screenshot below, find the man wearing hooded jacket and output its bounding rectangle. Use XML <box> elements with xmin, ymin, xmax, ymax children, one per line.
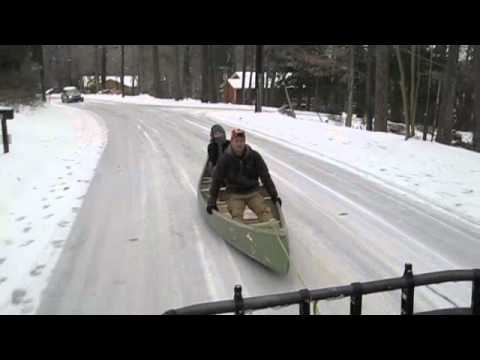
<box><xmin>207</xmin><ymin>129</ymin><xmax>282</xmax><ymax>223</ymax></box>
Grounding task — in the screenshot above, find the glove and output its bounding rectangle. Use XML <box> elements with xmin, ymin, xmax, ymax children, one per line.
<box><xmin>207</xmin><ymin>204</ymin><xmax>219</xmax><ymax>215</ymax></box>
<box><xmin>272</xmin><ymin>197</ymin><xmax>282</xmax><ymax>207</ymax></box>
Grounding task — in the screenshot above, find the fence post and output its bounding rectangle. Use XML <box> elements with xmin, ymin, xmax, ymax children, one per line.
<box><xmin>472</xmin><ymin>269</ymin><xmax>480</xmax><ymax>315</ymax></box>
<box><xmin>234</xmin><ymin>285</ymin><xmax>245</xmax><ymax>315</ymax></box>
<box><xmin>401</xmin><ymin>264</ymin><xmax>415</xmax><ymax>315</ymax></box>
<box><xmin>299</xmin><ymin>289</ymin><xmax>311</xmax><ymax>315</ymax></box>
<box><xmin>350</xmin><ymin>283</ymin><xmax>363</xmax><ymax>315</ymax></box>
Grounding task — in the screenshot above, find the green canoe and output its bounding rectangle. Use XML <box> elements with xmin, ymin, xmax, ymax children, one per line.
<box><xmin>198</xmin><ymin>163</ymin><xmax>290</xmax><ymax>275</ymax></box>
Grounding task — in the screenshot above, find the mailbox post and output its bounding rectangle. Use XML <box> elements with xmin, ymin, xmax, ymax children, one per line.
<box><xmin>1</xmin><ymin>107</ymin><xmax>14</xmax><ymax>154</ymax></box>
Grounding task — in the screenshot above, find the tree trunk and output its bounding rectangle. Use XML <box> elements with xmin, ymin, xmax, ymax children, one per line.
<box><xmin>473</xmin><ymin>45</ymin><xmax>480</xmax><ymax>152</ymax></box>
<box><xmin>314</xmin><ymin>77</ymin><xmax>320</xmax><ymax>111</ymax></box>
<box><xmin>174</xmin><ymin>46</ymin><xmax>184</xmax><ymax>101</ymax></box>
<box><xmin>374</xmin><ymin>45</ymin><xmax>389</xmax><ymax>132</ymax></box>
<box><xmin>137</xmin><ymin>45</ymin><xmax>144</xmax><ymax>94</ymax></box>
<box><xmin>183</xmin><ymin>45</ymin><xmax>192</xmax><ymax>98</ymax></box>
<box><xmin>284</xmin><ymin>85</ymin><xmax>296</xmax><ymax>118</ymax></box>
<box><xmin>101</xmin><ymin>45</ymin><xmax>107</xmax><ymax>90</ymax></box>
<box><xmin>152</xmin><ymin>45</ymin><xmax>162</xmax><ymax>98</ymax></box>
<box><xmin>437</xmin><ymin>45</ymin><xmax>460</xmax><ymax>145</ymax></box>
<box><xmin>208</xmin><ymin>45</ymin><xmax>218</xmax><ymax>103</ymax></box>
<box><xmin>296</xmin><ymin>87</ymin><xmax>303</xmax><ymax>109</ymax></box>
<box><xmin>67</xmin><ymin>45</ymin><xmax>73</xmax><ymax>86</ymax></box>
<box><xmin>37</xmin><ymin>45</ymin><xmax>46</xmax><ymax>102</ymax></box>
<box><xmin>271</xmin><ymin>71</ymin><xmax>278</xmax><ymax>106</ymax></box>
<box><xmin>366</xmin><ymin>45</ymin><xmax>376</xmax><ymax>131</ymax></box>
<box><xmin>423</xmin><ymin>45</ymin><xmax>434</xmax><ymax>141</ymax></box>
<box><xmin>94</xmin><ymin>45</ymin><xmax>99</xmax><ymax>93</ymax></box>
<box><xmin>432</xmin><ymin>80</ymin><xmax>442</xmax><ymax>141</ymax></box>
<box><xmin>411</xmin><ymin>45</ymin><xmax>423</xmax><ymax>137</ymax></box>
<box><xmin>395</xmin><ymin>45</ymin><xmax>410</xmax><ymax>139</ymax></box>
<box><xmin>248</xmin><ymin>45</ymin><xmax>255</xmax><ymax>104</ymax></box>
<box><xmin>409</xmin><ymin>45</ymin><xmax>416</xmax><ymax>138</ymax></box>
<box><xmin>201</xmin><ymin>45</ymin><xmax>209</xmax><ymax>103</ymax></box>
<box><xmin>306</xmin><ymin>83</ymin><xmax>312</xmax><ymax>111</ymax></box>
<box><xmin>346</xmin><ymin>45</ymin><xmax>355</xmax><ymax>127</ymax></box>
<box><xmin>264</xmin><ymin>67</ymin><xmax>270</xmax><ymax>106</ymax></box>
<box><xmin>121</xmin><ymin>45</ymin><xmax>125</xmax><ymax>97</ymax></box>
<box><xmin>255</xmin><ymin>45</ymin><xmax>264</xmax><ymax>113</ymax></box>
<box><xmin>454</xmin><ymin>47</ymin><xmax>474</xmax><ymax>132</ymax></box>
<box><xmin>241</xmin><ymin>45</ymin><xmax>248</xmax><ymax>104</ymax></box>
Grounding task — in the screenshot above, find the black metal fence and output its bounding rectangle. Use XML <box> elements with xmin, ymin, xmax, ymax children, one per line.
<box><xmin>163</xmin><ymin>264</ymin><xmax>480</xmax><ymax>315</ymax></box>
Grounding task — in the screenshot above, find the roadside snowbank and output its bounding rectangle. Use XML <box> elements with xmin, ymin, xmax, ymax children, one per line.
<box><xmin>0</xmin><ymin>104</ymin><xmax>107</xmax><ymax>314</ymax></box>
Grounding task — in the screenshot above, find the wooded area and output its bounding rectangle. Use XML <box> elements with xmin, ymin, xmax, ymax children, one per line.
<box><xmin>1</xmin><ymin>45</ymin><xmax>480</xmax><ymax>150</ymax></box>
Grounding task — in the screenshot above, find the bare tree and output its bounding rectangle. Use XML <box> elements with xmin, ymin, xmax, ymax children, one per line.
<box><xmin>201</xmin><ymin>45</ymin><xmax>209</xmax><ymax>103</ymax></box>
<box><xmin>67</xmin><ymin>45</ymin><xmax>73</xmax><ymax>86</ymax></box>
<box><xmin>409</xmin><ymin>45</ymin><xmax>416</xmax><ymax>137</ymax></box>
<box><xmin>423</xmin><ymin>45</ymin><xmax>434</xmax><ymax>141</ymax></box>
<box><xmin>241</xmin><ymin>45</ymin><xmax>248</xmax><ymax>104</ymax></box>
<box><xmin>365</xmin><ymin>45</ymin><xmax>376</xmax><ymax>131</ymax></box>
<box><xmin>248</xmin><ymin>45</ymin><xmax>255</xmax><ymax>104</ymax></box>
<box><xmin>152</xmin><ymin>45</ymin><xmax>162</xmax><ymax>98</ymax></box>
<box><xmin>101</xmin><ymin>45</ymin><xmax>107</xmax><ymax>90</ymax></box>
<box><xmin>209</xmin><ymin>45</ymin><xmax>218</xmax><ymax>103</ymax></box>
<box><xmin>345</xmin><ymin>45</ymin><xmax>355</xmax><ymax>127</ymax></box>
<box><xmin>174</xmin><ymin>45</ymin><xmax>184</xmax><ymax>101</ymax></box>
<box><xmin>121</xmin><ymin>45</ymin><xmax>125</xmax><ymax>97</ymax></box>
<box><xmin>473</xmin><ymin>45</ymin><xmax>480</xmax><ymax>151</ymax></box>
<box><xmin>374</xmin><ymin>45</ymin><xmax>389</xmax><ymax>132</ymax></box>
<box><xmin>183</xmin><ymin>45</ymin><xmax>192</xmax><ymax>98</ymax></box>
<box><xmin>31</xmin><ymin>45</ymin><xmax>46</xmax><ymax>102</ymax></box>
<box><xmin>255</xmin><ymin>45</ymin><xmax>264</xmax><ymax>113</ymax></box>
<box><xmin>395</xmin><ymin>45</ymin><xmax>411</xmax><ymax>139</ymax></box>
<box><xmin>437</xmin><ymin>45</ymin><xmax>460</xmax><ymax>145</ymax></box>
<box><xmin>94</xmin><ymin>45</ymin><xmax>99</xmax><ymax>92</ymax></box>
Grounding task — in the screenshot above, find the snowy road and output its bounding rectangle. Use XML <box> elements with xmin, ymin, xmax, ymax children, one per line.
<box><xmin>37</xmin><ymin>102</ymin><xmax>480</xmax><ymax>315</ymax></box>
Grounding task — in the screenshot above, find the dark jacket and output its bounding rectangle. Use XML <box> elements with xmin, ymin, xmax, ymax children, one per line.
<box><xmin>208</xmin><ymin>140</ymin><xmax>230</xmax><ymax>167</ymax></box>
<box><xmin>208</xmin><ymin>145</ymin><xmax>278</xmax><ymax>206</ymax></box>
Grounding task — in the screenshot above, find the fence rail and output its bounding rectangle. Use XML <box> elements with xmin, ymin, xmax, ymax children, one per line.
<box><xmin>163</xmin><ymin>265</ymin><xmax>480</xmax><ymax>315</ymax></box>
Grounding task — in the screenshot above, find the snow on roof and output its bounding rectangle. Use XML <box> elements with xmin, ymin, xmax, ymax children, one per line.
<box><xmin>227</xmin><ymin>72</ymin><xmax>292</xmax><ymax>90</ymax></box>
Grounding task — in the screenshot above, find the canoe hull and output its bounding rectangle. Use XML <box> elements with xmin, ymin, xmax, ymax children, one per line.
<box><xmin>198</xmin><ymin>164</ymin><xmax>289</xmax><ymax>275</ymax></box>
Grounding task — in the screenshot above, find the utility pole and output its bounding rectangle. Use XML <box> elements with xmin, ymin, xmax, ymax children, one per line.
<box><xmin>255</xmin><ymin>45</ymin><xmax>264</xmax><ymax>113</ymax></box>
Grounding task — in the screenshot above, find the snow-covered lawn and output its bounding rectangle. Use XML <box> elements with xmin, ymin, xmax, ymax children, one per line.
<box><xmin>188</xmin><ymin>109</ymin><xmax>480</xmax><ymax>227</ymax></box>
<box><xmin>0</xmin><ymin>104</ymin><xmax>107</xmax><ymax>314</ymax></box>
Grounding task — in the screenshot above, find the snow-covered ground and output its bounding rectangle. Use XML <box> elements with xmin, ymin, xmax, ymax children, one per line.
<box><xmin>0</xmin><ymin>104</ymin><xmax>107</xmax><ymax>314</ymax></box>
<box><xmin>81</xmin><ymin>93</ymin><xmax>330</xmax><ymax>117</ymax></box>
<box><xmin>186</xmin><ymin>109</ymin><xmax>480</xmax><ymax>227</ymax></box>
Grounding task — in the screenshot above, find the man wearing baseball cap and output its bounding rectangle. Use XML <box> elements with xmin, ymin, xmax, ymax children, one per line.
<box><xmin>207</xmin><ymin>128</ymin><xmax>282</xmax><ymax>223</ymax></box>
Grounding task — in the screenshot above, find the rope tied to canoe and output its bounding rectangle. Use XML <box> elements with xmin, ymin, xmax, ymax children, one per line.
<box><xmin>270</xmin><ymin>216</ymin><xmax>321</xmax><ymax>315</ymax></box>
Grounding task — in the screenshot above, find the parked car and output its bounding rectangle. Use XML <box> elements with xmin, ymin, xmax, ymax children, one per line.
<box><xmin>61</xmin><ymin>87</ymin><xmax>84</xmax><ymax>103</ymax></box>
